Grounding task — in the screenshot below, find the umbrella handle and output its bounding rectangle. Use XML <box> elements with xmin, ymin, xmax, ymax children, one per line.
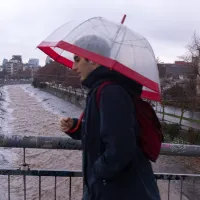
<box><xmin>121</xmin><ymin>14</ymin><xmax>127</xmax><ymax>24</ymax></box>
<box><xmin>111</xmin><ymin>14</ymin><xmax>127</xmax><ymax>46</ymax></box>
<box><xmin>109</xmin><ymin>14</ymin><xmax>127</xmax><ymax>66</ymax></box>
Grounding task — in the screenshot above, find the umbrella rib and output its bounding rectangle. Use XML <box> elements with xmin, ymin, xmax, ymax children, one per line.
<box><xmin>49</xmin><ymin>20</ymin><xmax>92</xmax><ymax>63</ymax></box>
<box><xmin>100</xmin><ymin>18</ymin><xmax>111</xmax><ymax>38</ymax></box>
<box><xmin>113</xmin><ymin>26</ymin><xmax>128</xmax><ymax>61</ymax></box>
<box><xmin>62</xmin><ymin>17</ymin><xmax>100</xmax><ymax>42</ymax></box>
<box><xmin>42</xmin><ymin>20</ymin><xmax>74</xmax><ymax>42</ymax></box>
<box><xmin>130</xmin><ymin>44</ymin><xmax>149</xmax><ymax>49</ymax></box>
<box><xmin>130</xmin><ymin>40</ymin><xmax>136</xmax><ymax>69</ymax></box>
<box><xmin>110</xmin><ymin>23</ymin><xmax>125</xmax><ymax>50</ymax></box>
<box><xmin>88</xmin><ymin>21</ymin><xmax>112</xmax><ymax>41</ymax></box>
<box><xmin>54</xmin><ymin>17</ymin><xmax>102</xmax><ymax>63</ymax></box>
<box><xmin>123</xmin><ymin>38</ymin><xmax>146</xmax><ymax>42</ymax></box>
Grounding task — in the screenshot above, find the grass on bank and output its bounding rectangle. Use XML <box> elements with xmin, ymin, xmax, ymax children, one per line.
<box><xmin>162</xmin><ymin>122</ymin><xmax>200</xmax><ymax>145</ymax></box>
<box><xmin>157</xmin><ymin>112</ymin><xmax>200</xmax><ymax>124</ymax></box>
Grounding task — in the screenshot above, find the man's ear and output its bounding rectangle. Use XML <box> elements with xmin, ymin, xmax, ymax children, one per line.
<box><xmin>85</xmin><ymin>59</ymin><xmax>96</xmax><ymax>65</ymax></box>
<box><xmin>89</xmin><ymin>60</ymin><xmax>100</xmax><ymax>68</ymax></box>
<box><xmin>89</xmin><ymin>60</ymin><xmax>93</xmax><ymax>64</ymax></box>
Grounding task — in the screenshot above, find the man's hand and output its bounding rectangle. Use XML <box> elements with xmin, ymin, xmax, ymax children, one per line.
<box><xmin>59</xmin><ymin>117</ymin><xmax>74</xmax><ymax>132</ymax></box>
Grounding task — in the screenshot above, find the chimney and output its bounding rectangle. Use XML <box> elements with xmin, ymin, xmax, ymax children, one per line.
<box><xmin>198</xmin><ymin>48</ymin><xmax>200</xmax><ymax>57</ymax></box>
<box><xmin>192</xmin><ymin>56</ymin><xmax>198</xmax><ymax>65</ymax></box>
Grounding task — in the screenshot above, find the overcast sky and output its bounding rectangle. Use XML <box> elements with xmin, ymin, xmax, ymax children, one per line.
<box><xmin>0</xmin><ymin>0</ymin><xmax>199</xmax><ymax>66</ymax></box>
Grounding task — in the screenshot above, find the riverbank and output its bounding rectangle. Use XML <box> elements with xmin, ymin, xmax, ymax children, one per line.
<box><xmin>38</xmin><ymin>84</ymin><xmax>200</xmax><ymax>130</ymax></box>
<box><xmin>157</xmin><ymin>111</ymin><xmax>200</xmax><ymax>124</ymax></box>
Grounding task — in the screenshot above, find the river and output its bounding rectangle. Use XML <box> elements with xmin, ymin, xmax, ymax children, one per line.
<box><xmin>0</xmin><ymin>84</ymin><xmax>199</xmax><ymax>200</ymax></box>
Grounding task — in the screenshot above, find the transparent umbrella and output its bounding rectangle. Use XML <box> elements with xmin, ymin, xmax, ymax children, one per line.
<box><xmin>37</xmin><ymin>15</ymin><xmax>161</xmax><ymax>101</ymax></box>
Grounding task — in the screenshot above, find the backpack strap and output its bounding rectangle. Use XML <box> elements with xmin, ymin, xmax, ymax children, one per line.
<box><xmin>96</xmin><ymin>81</ymin><xmax>114</xmax><ymax>109</ymax></box>
<box><xmin>69</xmin><ymin>81</ymin><xmax>113</xmax><ymax>134</ymax></box>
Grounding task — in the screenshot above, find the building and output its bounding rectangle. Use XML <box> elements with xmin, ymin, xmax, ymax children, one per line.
<box><xmin>11</xmin><ymin>55</ymin><xmax>22</xmax><ymax>63</ymax></box>
<box><xmin>174</xmin><ymin>61</ymin><xmax>192</xmax><ymax>66</ymax></box>
<box><xmin>4</xmin><ymin>62</ymin><xmax>14</xmax><ymax>75</ymax></box>
<box><xmin>28</xmin><ymin>58</ymin><xmax>39</xmax><ymax>67</ymax></box>
<box><xmin>2</xmin><ymin>59</ymin><xmax>8</xmax><ymax>66</ymax></box>
<box><xmin>197</xmin><ymin>49</ymin><xmax>200</xmax><ymax>95</ymax></box>
<box><xmin>158</xmin><ymin>62</ymin><xmax>194</xmax><ymax>79</ymax></box>
<box><xmin>22</xmin><ymin>63</ymin><xmax>41</xmax><ymax>78</ymax></box>
<box><xmin>0</xmin><ymin>66</ymin><xmax>5</xmax><ymax>79</ymax></box>
<box><xmin>45</xmin><ymin>56</ymin><xmax>53</xmax><ymax>65</ymax></box>
<box><xmin>23</xmin><ymin>63</ymin><xmax>32</xmax><ymax>70</ymax></box>
<box><xmin>1</xmin><ymin>55</ymin><xmax>40</xmax><ymax>77</ymax></box>
<box><xmin>4</xmin><ymin>62</ymin><xmax>23</xmax><ymax>76</ymax></box>
<box><xmin>7</xmin><ymin>55</ymin><xmax>23</xmax><ymax>75</ymax></box>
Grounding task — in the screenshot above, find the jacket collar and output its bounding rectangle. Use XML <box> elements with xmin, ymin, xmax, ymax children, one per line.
<box><xmin>82</xmin><ymin>66</ymin><xmax>143</xmax><ymax>97</ymax></box>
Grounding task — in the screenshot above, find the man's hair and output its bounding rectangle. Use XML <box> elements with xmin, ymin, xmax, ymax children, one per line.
<box><xmin>74</xmin><ymin>35</ymin><xmax>111</xmax><ymax>58</ymax></box>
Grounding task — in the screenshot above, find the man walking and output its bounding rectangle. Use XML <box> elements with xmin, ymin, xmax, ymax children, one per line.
<box><xmin>60</xmin><ymin>35</ymin><xmax>161</xmax><ymax>200</ymax></box>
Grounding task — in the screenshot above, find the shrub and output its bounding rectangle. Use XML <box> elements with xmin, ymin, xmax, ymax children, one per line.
<box><xmin>164</xmin><ymin>123</ymin><xmax>181</xmax><ymax>141</ymax></box>
<box><xmin>187</xmin><ymin>128</ymin><xmax>200</xmax><ymax>144</ymax></box>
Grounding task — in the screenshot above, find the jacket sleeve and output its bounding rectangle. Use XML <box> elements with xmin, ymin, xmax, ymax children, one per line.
<box><xmin>65</xmin><ymin>113</ymin><xmax>83</xmax><ymax>140</ymax></box>
<box><xmin>92</xmin><ymin>85</ymin><xmax>137</xmax><ymax>181</ymax></box>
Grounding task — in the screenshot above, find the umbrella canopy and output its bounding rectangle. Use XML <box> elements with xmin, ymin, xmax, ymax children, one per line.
<box><xmin>38</xmin><ymin>16</ymin><xmax>161</xmax><ymax>101</ymax></box>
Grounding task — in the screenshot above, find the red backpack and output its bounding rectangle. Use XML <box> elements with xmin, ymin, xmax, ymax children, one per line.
<box><xmin>96</xmin><ymin>81</ymin><xmax>163</xmax><ymax>162</ymax></box>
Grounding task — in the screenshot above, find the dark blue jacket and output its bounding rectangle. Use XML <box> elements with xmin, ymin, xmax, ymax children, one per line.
<box><xmin>67</xmin><ymin>66</ymin><xmax>161</xmax><ymax>200</ymax></box>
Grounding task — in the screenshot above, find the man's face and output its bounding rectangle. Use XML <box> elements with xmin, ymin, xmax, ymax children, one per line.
<box><xmin>72</xmin><ymin>55</ymin><xmax>98</xmax><ymax>81</ymax></box>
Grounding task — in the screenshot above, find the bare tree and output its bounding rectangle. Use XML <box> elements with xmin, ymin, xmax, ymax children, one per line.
<box><xmin>160</xmin><ymin>81</ymin><xmax>168</xmax><ymax>121</ymax></box>
<box><xmin>179</xmin><ymin>32</ymin><xmax>200</xmax><ymax>77</ymax></box>
<box><xmin>164</xmin><ymin>80</ymin><xmax>197</xmax><ymax>125</ymax></box>
<box><xmin>178</xmin><ymin>81</ymin><xmax>196</xmax><ymax>125</ymax></box>
<box><xmin>156</xmin><ymin>57</ymin><xmax>162</xmax><ymax>64</ymax></box>
<box><xmin>179</xmin><ymin>32</ymin><xmax>200</xmax><ymax>107</ymax></box>
<box><xmin>34</xmin><ymin>61</ymin><xmax>81</xmax><ymax>87</ymax></box>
